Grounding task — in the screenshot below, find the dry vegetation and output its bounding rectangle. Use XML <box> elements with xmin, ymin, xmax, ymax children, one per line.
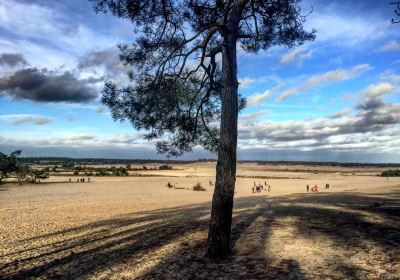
<box><xmin>0</xmin><ymin>162</ymin><xmax>399</xmax><ymax>279</ymax></box>
<box><xmin>192</xmin><ymin>183</ymin><xmax>206</xmax><ymax>191</ymax></box>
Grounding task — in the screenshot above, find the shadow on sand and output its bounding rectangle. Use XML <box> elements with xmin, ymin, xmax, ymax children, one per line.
<box><xmin>1</xmin><ymin>188</ymin><xmax>399</xmax><ymax>279</ymax></box>
<box><xmin>0</xmin><ymin>185</ymin><xmax>10</xmax><ymax>192</ymax></box>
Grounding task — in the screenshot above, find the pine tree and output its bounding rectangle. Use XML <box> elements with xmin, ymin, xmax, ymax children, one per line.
<box><xmin>92</xmin><ymin>0</ymin><xmax>315</xmax><ymax>258</ymax></box>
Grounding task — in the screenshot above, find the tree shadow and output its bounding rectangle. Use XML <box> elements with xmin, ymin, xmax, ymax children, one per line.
<box><xmin>1</xmin><ymin>188</ymin><xmax>399</xmax><ymax>279</ymax></box>
<box><xmin>0</xmin><ymin>185</ymin><xmax>10</xmax><ymax>192</ymax></box>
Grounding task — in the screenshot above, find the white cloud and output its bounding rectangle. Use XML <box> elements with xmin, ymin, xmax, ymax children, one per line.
<box><xmin>0</xmin><ymin>1</ymin><xmax>122</xmax><ymax>71</ymax></box>
<box><xmin>379</xmin><ymin>41</ymin><xmax>400</xmax><ymax>52</ymax></box>
<box><xmin>241</xmin><ymin>110</ymin><xmax>270</xmax><ymax>124</ymax></box>
<box><xmin>304</xmin><ymin>64</ymin><xmax>371</xmax><ymax>88</ymax></box>
<box><xmin>280</xmin><ymin>46</ymin><xmax>312</xmax><ymax>65</ymax></box>
<box><xmin>329</xmin><ymin>108</ymin><xmax>351</xmax><ymax>119</ymax></box>
<box><xmin>306</xmin><ymin>9</ymin><xmax>389</xmax><ymax>47</ymax></box>
<box><xmin>277</xmin><ymin>64</ymin><xmax>372</xmax><ymax>101</ymax></box>
<box><xmin>237</xmin><ymin>81</ymin><xmax>400</xmax><ymax>153</ymax></box>
<box><xmin>379</xmin><ymin>70</ymin><xmax>400</xmax><ymax>84</ymax></box>
<box><xmin>238</xmin><ymin>77</ymin><xmax>256</xmax><ymax>88</ymax></box>
<box><xmin>238</xmin><ymin>76</ymin><xmax>269</xmax><ymax>88</ymax></box>
<box><xmin>64</xmin><ymin>135</ymin><xmax>96</xmax><ymax>141</ymax></box>
<box><xmin>0</xmin><ymin>133</ymin><xmax>144</xmax><ymax>149</ymax></box>
<box><xmin>247</xmin><ymin>90</ymin><xmax>271</xmax><ymax>106</ymax></box>
<box><xmin>361</xmin><ymin>82</ymin><xmax>397</xmax><ymax>98</ymax></box>
<box><xmin>357</xmin><ymin>82</ymin><xmax>398</xmax><ymax>110</ymax></box>
<box><xmin>0</xmin><ymin>114</ymin><xmax>52</xmax><ymax>125</ymax></box>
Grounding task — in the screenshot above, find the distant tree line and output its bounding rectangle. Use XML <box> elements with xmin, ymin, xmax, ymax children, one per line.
<box><xmin>54</xmin><ymin>164</ymin><xmax>173</xmax><ymax>176</ymax></box>
<box><xmin>19</xmin><ymin>157</ymin><xmax>204</xmax><ymax>165</ymax></box>
<box><xmin>255</xmin><ymin>161</ymin><xmax>400</xmax><ymax>168</ymax></box>
<box><xmin>18</xmin><ymin>157</ymin><xmax>400</xmax><ymax>168</ymax></box>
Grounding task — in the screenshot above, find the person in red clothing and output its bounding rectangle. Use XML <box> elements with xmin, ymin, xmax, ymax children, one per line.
<box><xmin>313</xmin><ymin>184</ymin><xmax>319</xmax><ymax>192</ymax></box>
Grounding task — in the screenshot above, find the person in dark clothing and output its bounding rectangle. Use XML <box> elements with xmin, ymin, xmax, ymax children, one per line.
<box><xmin>306</xmin><ymin>184</ymin><xmax>310</xmax><ymax>192</ymax></box>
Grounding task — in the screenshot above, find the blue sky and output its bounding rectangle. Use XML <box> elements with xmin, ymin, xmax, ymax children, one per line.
<box><xmin>0</xmin><ymin>0</ymin><xmax>399</xmax><ymax>162</ymax></box>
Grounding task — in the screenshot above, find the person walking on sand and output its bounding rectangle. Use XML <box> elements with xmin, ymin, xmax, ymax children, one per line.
<box><xmin>306</xmin><ymin>184</ymin><xmax>309</xmax><ymax>192</ymax></box>
<box><xmin>268</xmin><ymin>185</ymin><xmax>271</xmax><ymax>192</ymax></box>
<box><xmin>252</xmin><ymin>186</ymin><xmax>255</xmax><ymax>194</ymax></box>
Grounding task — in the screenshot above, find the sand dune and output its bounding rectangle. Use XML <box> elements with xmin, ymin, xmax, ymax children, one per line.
<box><xmin>1</xmin><ymin>163</ymin><xmax>399</xmax><ymax>279</ymax></box>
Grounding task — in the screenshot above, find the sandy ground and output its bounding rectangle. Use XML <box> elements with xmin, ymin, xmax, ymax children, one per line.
<box><xmin>0</xmin><ymin>162</ymin><xmax>399</xmax><ymax>279</ymax></box>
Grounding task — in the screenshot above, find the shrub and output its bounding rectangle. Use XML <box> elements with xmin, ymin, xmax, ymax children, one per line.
<box><xmin>193</xmin><ymin>182</ymin><xmax>206</xmax><ymax>191</ymax></box>
<box><xmin>159</xmin><ymin>164</ymin><xmax>172</xmax><ymax>170</ymax></box>
<box><xmin>31</xmin><ymin>169</ymin><xmax>49</xmax><ymax>182</ymax></box>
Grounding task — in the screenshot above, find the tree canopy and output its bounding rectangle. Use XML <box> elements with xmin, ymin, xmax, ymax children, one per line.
<box><xmin>0</xmin><ymin>150</ymin><xmax>22</xmax><ymax>183</ymax></box>
<box><xmin>391</xmin><ymin>1</ymin><xmax>400</xmax><ymax>23</ymax></box>
<box><xmin>94</xmin><ymin>0</ymin><xmax>315</xmax><ymax>156</ymax></box>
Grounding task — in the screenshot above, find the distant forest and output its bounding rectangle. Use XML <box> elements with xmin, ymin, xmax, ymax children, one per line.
<box><xmin>19</xmin><ymin>157</ymin><xmax>400</xmax><ymax>168</ymax></box>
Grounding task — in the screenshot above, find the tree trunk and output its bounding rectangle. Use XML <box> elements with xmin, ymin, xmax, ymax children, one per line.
<box><xmin>206</xmin><ymin>30</ymin><xmax>238</xmax><ymax>258</ymax></box>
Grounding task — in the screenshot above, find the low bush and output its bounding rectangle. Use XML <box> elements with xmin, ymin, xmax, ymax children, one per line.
<box><xmin>192</xmin><ymin>182</ymin><xmax>206</xmax><ymax>191</ymax></box>
<box><xmin>381</xmin><ymin>169</ymin><xmax>400</xmax><ymax>177</ymax></box>
<box><xmin>159</xmin><ymin>165</ymin><xmax>172</xmax><ymax>170</ymax></box>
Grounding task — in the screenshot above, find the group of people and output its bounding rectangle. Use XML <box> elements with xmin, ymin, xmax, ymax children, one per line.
<box><xmin>252</xmin><ymin>181</ymin><xmax>271</xmax><ymax>194</ymax></box>
<box><xmin>306</xmin><ymin>183</ymin><xmax>330</xmax><ymax>192</ymax></box>
<box><xmin>69</xmin><ymin>178</ymin><xmax>90</xmax><ymax>183</ymax></box>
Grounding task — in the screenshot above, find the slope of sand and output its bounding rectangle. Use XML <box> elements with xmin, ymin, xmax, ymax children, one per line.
<box><xmin>0</xmin><ymin>162</ymin><xmax>399</xmax><ymax>279</ymax></box>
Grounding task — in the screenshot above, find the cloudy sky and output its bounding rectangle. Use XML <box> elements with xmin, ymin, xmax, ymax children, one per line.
<box><xmin>0</xmin><ymin>0</ymin><xmax>399</xmax><ymax>162</ymax></box>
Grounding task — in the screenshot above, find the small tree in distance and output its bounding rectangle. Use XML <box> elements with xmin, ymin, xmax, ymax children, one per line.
<box><xmin>92</xmin><ymin>0</ymin><xmax>315</xmax><ymax>258</ymax></box>
<box><xmin>0</xmin><ymin>150</ymin><xmax>23</xmax><ymax>184</ymax></box>
<box><xmin>29</xmin><ymin>169</ymin><xmax>50</xmax><ymax>183</ymax></box>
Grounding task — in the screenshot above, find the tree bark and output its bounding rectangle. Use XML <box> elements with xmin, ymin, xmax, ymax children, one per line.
<box><xmin>206</xmin><ymin>27</ymin><xmax>239</xmax><ymax>257</ymax></box>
